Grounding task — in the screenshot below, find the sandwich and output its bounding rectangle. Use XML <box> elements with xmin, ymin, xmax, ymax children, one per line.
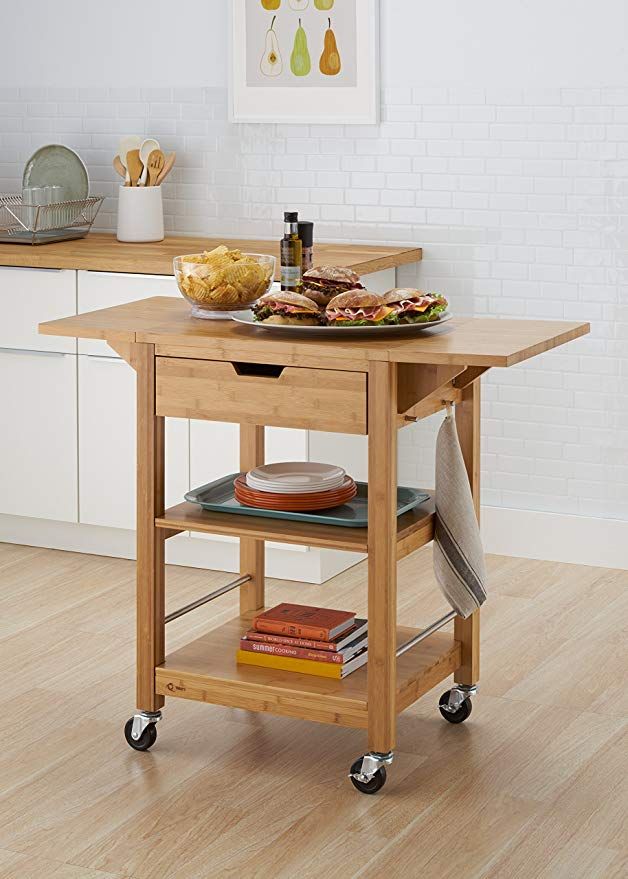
<box><xmin>325</xmin><ymin>290</ymin><xmax>395</xmax><ymax>326</ymax></box>
<box><xmin>381</xmin><ymin>289</ymin><xmax>448</xmax><ymax>324</ymax></box>
<box><xmin>302</xmin><ymin>266</ymin><xmax>364</xmax><ymax>307</ymax></box>
<box><xmin>251</xmin><ymin>291</ymin><xmax>321</xmax><ymax>326</ymax></box>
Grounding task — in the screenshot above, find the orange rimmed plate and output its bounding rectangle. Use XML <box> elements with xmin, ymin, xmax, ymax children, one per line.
<box><xmin>234</xmin><ymin>474</ymin><xmax>357</xmax><ymax>511</ymax></box>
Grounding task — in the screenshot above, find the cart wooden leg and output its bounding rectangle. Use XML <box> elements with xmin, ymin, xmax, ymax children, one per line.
<box><xmin>239</xmin><ymin>424</ymin><xmax>265</xmax><ymax>614</ymax></box>
<box><xmin>135</xmin><ymin>343</ymin><xmax>166</xmax><ymax>712</ymax></box>
<box><xmin>367</xmin><ymin>362</ymin><xmax>398</xmax><ymax>754</ymax></box>
<box><xmin>454</xmin><ymin>379</ymin><xmax>480</xmax><ymax>686</ymax></box>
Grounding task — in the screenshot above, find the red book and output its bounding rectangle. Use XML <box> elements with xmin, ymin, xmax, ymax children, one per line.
<box><xmin>239</xmin><ymin>639</ymin><xmax>344</xmax><ymax>664</ymax></box>
<box><xmin>252</xmin><ymin>603</ymin><xmax>355</xmax><ymax>641</ymax></box>
<box><xmin>245</xmin><ymin>619</ymin><xmax>367</xmax><ymax>652</ymax></box>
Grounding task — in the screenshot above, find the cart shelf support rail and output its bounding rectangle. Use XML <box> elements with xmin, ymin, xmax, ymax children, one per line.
<box><xmin>165</xmin><ymin>574</ymin><xmax>251</xmax><ymax>624</ymax></box>
<box><xmin>396</xmin><ymin>609</ymin><xmax>457</xmax><ymax>658</ymax></box>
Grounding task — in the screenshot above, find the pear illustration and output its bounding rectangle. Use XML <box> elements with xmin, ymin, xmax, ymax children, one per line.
<box><xmin>314</xmin><ymin>0</ymin><xmax>334</xmax><ymax>8</ymax></box>
<box><xmin>261</xmin><ymin>0</ymin><xmax>280</xmax><ymax>9</ymax></box>
<box><xmin>290</xmin><ymin>19</ymin><xmax>311</xmax><ymax>77</ymax></box>
<box><xmin>289</xmin><ymin>0</ymin><xmax>309</xmax><ymax>10</ymax></box>
<box><xmin>260</xmin><ymin>15</ymin><xmax>283</xmax><ymax>77</ymax></box>
<box><xmin>319</xmin><ymin>17</ymin><xmax>341</xmax><ymax>75</ymax></box>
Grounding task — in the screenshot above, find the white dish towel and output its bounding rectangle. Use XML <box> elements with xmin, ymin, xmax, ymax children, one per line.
<box><xmin>433</xmin><ymin>408</ymin><xmax>487</xmax><ymax>618</ymax></box>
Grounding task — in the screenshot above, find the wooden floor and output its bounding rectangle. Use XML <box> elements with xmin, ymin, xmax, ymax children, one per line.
<box><xmin>0</xmin><ymin>543</ymin><xmax>626</xmax><ymax>879</ymax></box>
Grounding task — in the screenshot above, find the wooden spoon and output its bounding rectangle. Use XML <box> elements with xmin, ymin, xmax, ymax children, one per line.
<box><xmin>126</xmin><ymin>149</ymin><xmax>143</xmax><ymax>187</ymax></box>
<box><xmin>118</xmin><ymin>134</ymin><xmax>141</xmax><ymax>185</ymax></box>
<box><xmin>138</xmin><ymin>137</ymin><xmax>160</xmax><ymax>186</ymax></box>
<box><xmin>155</xmin><ymin>151</ymin><xmax>176</xmax><ymax>185</ymax></box>
<box><xmin>112</xmin><ymin>155</ymin><xmax>126</xmax><ymax>180</ymax></box>
<box><xmin>147</xmin><ymin>149</ymin><xmax>165</xmax><ymax>186</ymax></box>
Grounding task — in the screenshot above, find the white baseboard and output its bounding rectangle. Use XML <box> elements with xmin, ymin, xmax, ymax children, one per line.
<box><xmin>482</xmin><ymin>506</ymin><xmax>628</xmax><ymax>570</ymax></box>
<box><xmin>0</xmin><ymin>515</ymin><xmax>349</xmax><ymax>584</ymax></box>
<box><xmin>2</xmin><ymin>507</ymin><xmax>625</xmax><ymax>585</ymax></box>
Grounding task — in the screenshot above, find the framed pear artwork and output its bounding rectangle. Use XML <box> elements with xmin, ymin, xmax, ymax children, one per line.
<box><xmin>230</xmin><ymin>0</ymin><xmax>379</xmax><ymax>123</ymax></box>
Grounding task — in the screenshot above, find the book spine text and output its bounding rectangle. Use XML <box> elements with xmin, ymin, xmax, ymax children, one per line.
<box><xmin>239</xmin><ymin>639</ymin><xmax>343</xmax><ymax>663</ymax></box>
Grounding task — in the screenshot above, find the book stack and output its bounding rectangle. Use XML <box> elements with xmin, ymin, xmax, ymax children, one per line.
<box><xmin>237</xmin><ymin>603</ymin><xmax>368</xmax><ymax>679</ymax></box>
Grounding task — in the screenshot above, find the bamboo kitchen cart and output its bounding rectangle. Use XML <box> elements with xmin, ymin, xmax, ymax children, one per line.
<box><xmin>40</xmin><ymin>298</ymin><xmax>588</xmax><ymax>794</ymax></box>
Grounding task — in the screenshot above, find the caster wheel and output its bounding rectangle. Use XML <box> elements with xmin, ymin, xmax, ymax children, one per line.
<box><xmin>124</xmin><ymin>718</ymin><xmax>157</xmax><ymax>751</ymax></box>
<box><xmin>439</xmin><ymin>690</ymin><xmax>472</xmax><ymax>724</ymax></box>
<box><xmin>349</xmin><ymin>758</ymin><xmax>387</xmax><ymax>795</ymax></box>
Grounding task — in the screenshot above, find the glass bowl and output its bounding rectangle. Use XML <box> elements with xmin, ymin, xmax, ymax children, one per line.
<box><xmin>173</xmin><ymin>250</ymin><xmax>276</xmax><ymax>320</ymax></box>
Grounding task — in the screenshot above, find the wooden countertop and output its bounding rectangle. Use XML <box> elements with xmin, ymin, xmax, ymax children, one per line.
<box><xmin>40</xmin><ymin>296</ymin><xmax>589</xmax><ymax>368</ymax></box>
<box><xmin>0</xmin><ymin>233</ymin><xmax>422</xmax><ymax>278</ymax></box>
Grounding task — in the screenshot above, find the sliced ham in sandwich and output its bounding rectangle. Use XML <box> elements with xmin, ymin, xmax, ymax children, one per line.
<box><xmin>325</xmin><ymin>290</ymin><xmax>395</xmax><ymax>326</ymax></box>
<box><xmin>382</xmin><ymin>288</ymin><xmax>448</xmax><ymax>324</ymax></box>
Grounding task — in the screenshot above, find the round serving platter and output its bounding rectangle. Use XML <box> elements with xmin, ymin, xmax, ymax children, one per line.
<box><xmin>231</xmin><ymin>310</ymin><xmax>453</xmax><ymax>337</ymax></box>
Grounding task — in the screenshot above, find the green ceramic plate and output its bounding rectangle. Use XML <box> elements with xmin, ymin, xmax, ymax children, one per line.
<box><xmin>22</xmin><ymin>144</ymin><xmax>89</xmax><ymax>201</ymax></box>
<box><xmin>184</xmin><ymin>474</ymin><xmax>430</xmax><ymax>528</ymax></box>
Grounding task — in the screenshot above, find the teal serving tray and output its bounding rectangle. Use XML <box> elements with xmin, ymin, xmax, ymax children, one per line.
<box><xmin>184</xmin><ymin>474</ymin><xmax>430</xmax><ymax>528</ymax></box>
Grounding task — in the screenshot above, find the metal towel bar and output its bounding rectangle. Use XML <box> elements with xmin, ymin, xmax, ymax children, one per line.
<box><xmin>396</xmin><ymin>610</ymin><xmax>457</xmax><ymax>658</ymax></box>
<box><xmin>165</xmin><ymin>574</ymin><xmax>251</xmax><ymax>624</ymax></box>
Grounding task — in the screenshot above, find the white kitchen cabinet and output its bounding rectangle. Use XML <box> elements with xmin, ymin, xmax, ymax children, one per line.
<box><xmin>190</xmin><ymin>423</ymin><xmax>308</xmax><ymax>489</ymax></box>
<box><xmin>77</xmin><ymin>270</ymin><xmax>178</xmax><ymax>356</ymax></box>
<box><xmin>78</xmin><ymin>355</ymin><xmax>189</xmax><ymax>530</ymax></box>
<box><xmin>308</xmin><ymin>432</ymin><xmax>368</xmax><ymax>483</ymax></box>
<box><xmin>0</xmin><ymin>349</ymin><xmax>78</xmax><ymax>521</ymax></box>
<box><xmin>0</xmin><ymin>267</ymin><xmax>76</xmax><ymax>353</ymax></box>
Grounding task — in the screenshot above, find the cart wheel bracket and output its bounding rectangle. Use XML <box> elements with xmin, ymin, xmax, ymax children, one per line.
<box><xmin>348</xmin><ymin>751</ymin><xmax>392</xmax><ymax>794</ymax></box>
<box><xmin>350</xmin><ymin>751</ymin><xmax>393</xmax><ymax>783</ymax></box>
<box><xmin>131</xmin><ymin>710</ymin><xmax>162</xmax><ymax>741</ymax></box>
<box><xmin>442</xmin><ymin>684</ymin><xmax>477</xmax><ymax>713</ymax></box>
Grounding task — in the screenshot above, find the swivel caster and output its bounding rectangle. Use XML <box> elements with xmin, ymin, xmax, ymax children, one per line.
<box><xmin>348</xmin><ymin>752</ymin><xmax>393</xmax><ymax>795</ymax></box>
<box><xmin>439</xmin><ymin>685</ymin><xmax>476</xmax><ymax>724</ymax></box>
<box><xmin>124</xmin><ymin>711</ymin><xmax>161</xmax><ymax>751</ymax></box>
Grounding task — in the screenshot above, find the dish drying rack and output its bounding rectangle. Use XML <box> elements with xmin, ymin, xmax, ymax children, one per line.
<box><xmin>0</xmin><ymin>194</ymin><xmax>104</xmax><ymax>244</ymax></box>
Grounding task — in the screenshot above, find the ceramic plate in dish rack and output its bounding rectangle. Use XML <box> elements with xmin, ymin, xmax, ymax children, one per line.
<box><xmin>23</xmin><ymin>144</ymin><xmax>89</xmax><ymax>201</ymax></box>
<box><xmin>232</xmin><ymin>310</ymin><xmax>453</xmax><ymax>337</ymax></box>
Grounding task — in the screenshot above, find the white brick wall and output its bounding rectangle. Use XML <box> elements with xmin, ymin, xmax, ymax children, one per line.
<box><xmin>0</xmin><ymin>85</ymin><xmax>625</xmax><ymax>524</ymax></box>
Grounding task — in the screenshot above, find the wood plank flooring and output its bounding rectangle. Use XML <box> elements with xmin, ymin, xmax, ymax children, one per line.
<box><xmin>0</xmin><ymin>542</ymin><xmax>626</xmax><ymax>879</ymax></box>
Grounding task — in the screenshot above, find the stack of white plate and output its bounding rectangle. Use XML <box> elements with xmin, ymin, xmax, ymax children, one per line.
<box><xmin>245</xmin><ymin>462</ymin><xmax>346</xmax><ymax>494</ymax></box>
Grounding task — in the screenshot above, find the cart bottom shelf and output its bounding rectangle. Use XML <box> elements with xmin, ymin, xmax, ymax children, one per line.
<box><xmin>155</xmin><ymin>616</ymin><xmax>461</xmax><ymax>729</ymax></box>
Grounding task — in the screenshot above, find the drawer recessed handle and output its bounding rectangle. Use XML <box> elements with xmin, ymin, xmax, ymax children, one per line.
<box><xmin>231</xmin><ymin>362</ymin><xmax>285</xmax><ymax>379</ymax></box>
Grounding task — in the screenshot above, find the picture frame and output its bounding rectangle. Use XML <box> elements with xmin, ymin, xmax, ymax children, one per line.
<box><xmin>229</xmin><ymin>0</ymin><xmax>379</xmax><ymax>124</ymax></box>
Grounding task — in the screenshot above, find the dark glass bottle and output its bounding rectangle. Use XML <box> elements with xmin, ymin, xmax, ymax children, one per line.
<box><xmin>280</xmin><ymin>211</ymin><xmax>303</xmax><ymax>292</ymax></box>
<box><xmin>298</xmin><ymin>220</ymin><xmax>314</xmax><ymax>273</ymax></box>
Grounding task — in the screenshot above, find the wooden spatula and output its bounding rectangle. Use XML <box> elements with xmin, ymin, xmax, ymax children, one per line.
<box><xmin>126</xmin><ymin>149</ymin><xmax>143</xmax><ymax>187</ymax></box>
<box><xmin>147</xmin><ymin>149</ymin><xmax>165</xmax><ymax>186</ymax></box>
<box><xmin>113</xmin><ymin>155</ymin><xmax>126</xmax><ymax>180</ymax></box>
<box><xmin>155</xmin><ymin>151</ymin><xmax>176</xmax><ymax>185</ymax></box>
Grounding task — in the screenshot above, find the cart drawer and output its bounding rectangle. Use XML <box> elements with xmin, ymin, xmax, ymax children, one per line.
<box><xmin>155</xmin><ymin>357</ymin><xmax>367</xmax><ymax>434</ymax></box>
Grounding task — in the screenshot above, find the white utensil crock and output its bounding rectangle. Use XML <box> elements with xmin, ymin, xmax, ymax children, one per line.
<box><xmin>116</xmin><ymin>184</ymin><xmax>164</xmax><ymax>242</ymax></box>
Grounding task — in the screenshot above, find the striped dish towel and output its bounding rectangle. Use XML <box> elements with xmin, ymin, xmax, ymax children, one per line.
<box><xmin>433</xmin><ymin>409</ymin><xmax>487</xmax><ymax>618</ymax></box>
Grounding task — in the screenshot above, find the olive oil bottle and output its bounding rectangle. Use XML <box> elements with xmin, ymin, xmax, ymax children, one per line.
<box><xmin>280</xmin><ymin>211</ymin><xmax>303</xmax><ymax>292</ymax></box>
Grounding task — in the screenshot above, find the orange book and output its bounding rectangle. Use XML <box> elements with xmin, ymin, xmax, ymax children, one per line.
<box><xmin>244</xmin><ymin>618</ymin><xmax>367</xmax><ymax>652</ymax></box>
<box><xmin>252</xmin><ymin>603</ymin><xmax>355</xmax><ymax>642</ymax></box>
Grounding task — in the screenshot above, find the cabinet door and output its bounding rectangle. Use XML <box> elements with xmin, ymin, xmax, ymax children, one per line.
<box><xmin>77</xmin><ymin>270</ymin><xmax>178</xmax><ymax>356</ymax></box>
<box><xmin>190</xmin><ymin>423</ymin><xmax>308</xmax><ymax>487</ymax></box>
<box><xmin>0</xmin><ymin>349</ymin><xmax>78</xmax><ymax>521</ymax></box>
<box><xmin>78</xmin><ymin>355</ymin><xmax>189</xmax><ymax>530</ymax></box>
<box><xmin>0</xmin><ymin>267</ymin><xmax>76</xmax><ymax>353</ymax></box>
<box><xmin>308</xmin><ymin>432</ymin><xmax>368</xmax><ymax>483</ymax></box>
